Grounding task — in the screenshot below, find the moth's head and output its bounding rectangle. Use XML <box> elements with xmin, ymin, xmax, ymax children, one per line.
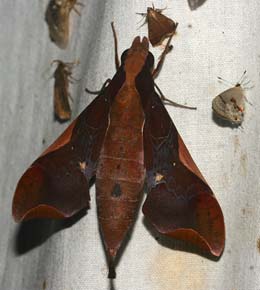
<box><xmin>121</xmin><ymin>37</ymin><xmax>154</xmax><ymax>76</ymax></box>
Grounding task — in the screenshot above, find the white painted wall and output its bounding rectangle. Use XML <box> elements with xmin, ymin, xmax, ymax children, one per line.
<box><xmin>0</xmin><ymin>0</ymin><xmax>259</xmax><ymax>289</ymax></box>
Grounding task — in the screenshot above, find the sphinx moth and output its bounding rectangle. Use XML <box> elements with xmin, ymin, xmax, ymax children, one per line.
<box><xmin>13</xmin><ymin>23</ymin><xmax>225</xmax><ymax>279</ymax></box>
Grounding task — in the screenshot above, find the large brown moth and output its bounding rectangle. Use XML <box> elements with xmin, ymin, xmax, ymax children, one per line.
<box><xmin>13</xmin><ymin>24</ymin><xmax>225</xmax><ymax>279</ymax></box>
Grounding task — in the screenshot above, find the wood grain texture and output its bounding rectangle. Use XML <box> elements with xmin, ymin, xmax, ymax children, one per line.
<box><xmin>1</xmin><ymin>0</ymin><xmax>260</xmax><ymax>289</ymax></box>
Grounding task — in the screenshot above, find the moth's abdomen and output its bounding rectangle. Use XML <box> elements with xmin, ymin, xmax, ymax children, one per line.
<box><xmin>95</xmin><ymin>178</ymin><xmax>144</xmax><ymax>257</ymax></box>
<box><xmin>95</xmin><ymin>84</ymin><xmax>145</xmax><ymax>260</ymax></box>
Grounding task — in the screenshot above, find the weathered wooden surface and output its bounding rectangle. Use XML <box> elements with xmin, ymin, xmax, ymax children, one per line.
<box><xmin>0</xmin><ymin>0</ymin><xmax>260</xmax><ymax>289</ymax></box>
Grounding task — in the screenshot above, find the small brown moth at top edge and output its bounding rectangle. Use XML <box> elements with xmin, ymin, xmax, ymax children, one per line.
<box><xmin>45</xmin><ymin>0</ymin><xmax>83</xmax><ymax>49</ymax></box>
<box><xmin>137</xmin><ymin>5</ymin><xmax>178</xmax><ymax>46</ymax></box>
<box><xmin>52</xmin><ymin>60</ymin><xmax>78</xmax><ymax>122</ymax></box>
<box><xmin>212</xmin><ymin>71</ymin><xmax>250</xmax><ymax>126</ymax></box>
<box><xmin>188</xmin><ymin>0</ymin><xmax>207</xmax><ymax>10</ymax></box>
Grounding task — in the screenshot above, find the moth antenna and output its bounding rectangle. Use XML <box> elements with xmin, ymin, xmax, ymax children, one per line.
<box><xmin>136</xmin><ymin>13</ymin><xmax>147</xmax><ymax>28</ymax></box>
<box><xmin>51</xmin><ymin>59</ymin><xmax>62</xmax><ymax>66</ymax></box>
<box><xmin>240</xmin><ymin>79</ymin><xmax>254</xmax><ymax>90</ymax></box>
<box><xmin>41</xmin><ymin>61</ymin><xmax>57</xmax><ymax>80</ymax></box>
<box><xmin>243</xmin><ymin>84</ymin><xmax>255</xmax><ymax>90</ymax></box>
<box><xmin>49</xmin><ymin>60</ymin><xmax>64</xmax><ymax>80</ymax></box>
<box><xmin>156</xmin><ymin>5</ymin><xmax>168</xmax><ymax>13</ymax></box>
<box><xmin>218</xmin><ymin>70</ymin><xmax>251</xmax><ymax>88</ymax></box>
<box><xmin>64</xmin><ymin>59</ymin><xmax>80</xmax><ymax>69</ymax></box>
<box><xmin>237</xmin><ymin>71</ymin><xmax>254</xmax><ymax>90</ymax></box>
<box><xmin>241</xmin><ymin>80</ymin><xmax>250</xmax><ymax>86</ymax></box>
<box><xmin>111</xmin><ymin>22</ymin><xmax>120</xmax><ymax>70</ymax></box>
<box><xmin>73</xmin><ymin>1</ymin><xmax>84</xmax><ymax>16</ymax></box>
<box><xmin>217</xmin><ymin>76</ymin><xmax>235</xmax><ymax>87</ymax></box>
<box><xmin>238</xmin><ymin>70</ymin><xmax>247</xmax><ymax>85</ymax></box>
<box><xmin>108</xmin><ymin>258</ymin><xmax>116</xmax><ymax>279</ymax></box>
<box><xmin>136</xmin><ymin>12</ymin><xmax>147</xmax><ymax>17</ymax></box>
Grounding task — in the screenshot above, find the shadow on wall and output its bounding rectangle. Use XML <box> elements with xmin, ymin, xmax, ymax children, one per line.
<box><xmin>14</xmin><ymin>209</ymin><xmax>87</xmax><ymax>255</ymax></box>
<box><xmin>212</xmin><ymin>112</ymin><xmax>242</xmax><ymax>129</ymax></box>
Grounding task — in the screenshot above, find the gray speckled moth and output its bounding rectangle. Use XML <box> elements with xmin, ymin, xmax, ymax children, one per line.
<box><xmin>212</xmin><ymin>71</ymin><xmax>249</xmax><ymax>126</ymax></box>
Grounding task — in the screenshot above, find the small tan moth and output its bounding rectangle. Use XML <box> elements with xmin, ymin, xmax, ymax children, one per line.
<box><xmin>212</xmin><ymin>71</ymin><xmax>250</xmax><ymax>125</ymax></box>
<box><xmin>45</xmin><ymin>0</ymin><xmax>83</xmax><ymax>49</ymax></box>
<box><xmin>52</xmin><ymin>60</ymin><xmax>78</xmax><ymax>122</ymax></box>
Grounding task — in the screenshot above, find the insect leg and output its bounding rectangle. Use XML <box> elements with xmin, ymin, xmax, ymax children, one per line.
<box><xmin>152</xmin><ymin>34</ymin><xmax>173</xmax><ymax>79</ymax></box>
<box><xmin>154</xmin><ymin>83</ymin><xmax>197</xmax><ymax>110</ymax></box>
<box><xmin>85</xmin><ymin>79</ymin><xmax>111</xmax><ymax>95</ymax></box>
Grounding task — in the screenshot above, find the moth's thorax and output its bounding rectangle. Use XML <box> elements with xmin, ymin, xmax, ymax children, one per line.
<box><xmin>147</xmin><ymin>7</ymin><xmax>157</xmax><ymax>18</ymax></box>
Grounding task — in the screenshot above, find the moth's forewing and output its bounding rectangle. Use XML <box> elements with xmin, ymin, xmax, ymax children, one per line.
<box><xmin>147</xmin><ymin>8</ymin><xmax>177</xmax><ymax>46</ymax></box>
<box><xmin>12</xmin><ymin>80</ymin><xmax>122</xmax><ymax>221</ymax></box>
<box><xmin>137</xmin><ymin>72</ymin><xmax>225</xmax><ymax>256</ymax></box>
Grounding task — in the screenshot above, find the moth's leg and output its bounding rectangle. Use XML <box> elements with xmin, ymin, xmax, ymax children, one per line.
<box><xmin>136</xmin><ymin>12</ymin><xmax>147</xmax><ymax>28</ymax></box>
<box><xmin>154</xmin><ymin>83</ymin><xmax>197</xmax><ymax>110</ymax></box>
<box><xmin>51</xmin><ymin>59</ymin><xmax>62</xmax><ymax>67</ymax></box>
<box><xmin>156</xmin><ymin>7</ymin><xmax>167</xmax><ymax>13</ymax></box>
<box><xmin>68</xmin><ymin>92</ymin><xmax>73</xmax><ymax>102</ymax></box>
<box><xmin>73</xmin><ymin>1</ymin><xmax>84</xmax><ymax>16</ymax></box>
<box><xmin>68</xmin><ymin>75</ymin><xmax>81</xmax><ymax>83</ymax></box>
<box><xmin>111</xmin><ymin>22</ymin><xmax>120</xmax><ymax>71</ymax></box>
<box><xmin>73</xmin><ymin>7</ymin><xmax>81</xmax><ymax>15</ymax></box>
<box><xmin>152</xmin><ymin>34</ymin><xmax>173</xmax><ymax>79</ymax></box>
<box><xmin>75</xmin><ymin>1</ymin><xmax>84</xmax><ymax>7</ymax></box>
<box><xmin>85</xmin><ymin>79</ymin><xmax>111</xmax><ymax>95</ymax></box>
<box><xmin>65</xmin><ymin>61</ymin><xmax>80</xmax><ymax>83</ymax></box>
